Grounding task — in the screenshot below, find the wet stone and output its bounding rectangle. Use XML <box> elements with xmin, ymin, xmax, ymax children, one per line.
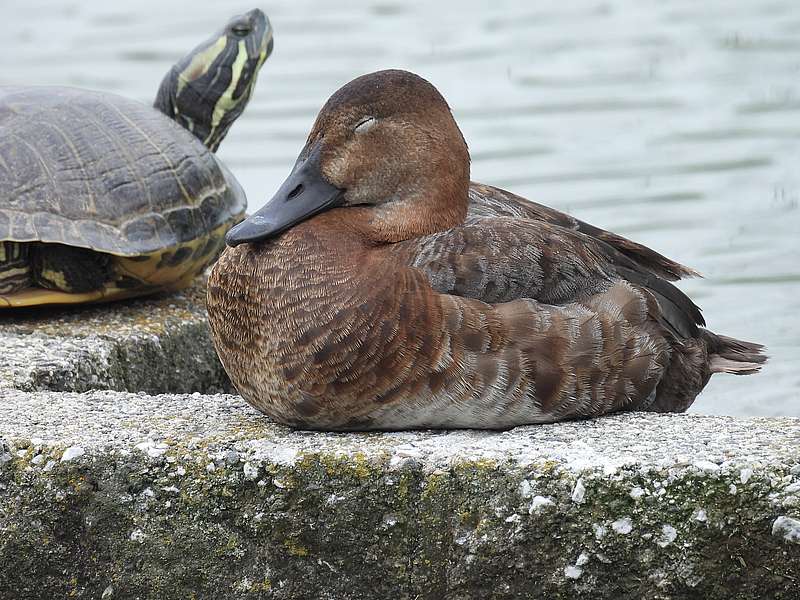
<box><xmin>1</xmin><ymin>390</ymin><xmax>799</xmax><ymax>600</ymax></box>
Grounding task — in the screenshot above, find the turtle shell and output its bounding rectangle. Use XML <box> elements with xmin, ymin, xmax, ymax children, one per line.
<box><xmin>0</xmin><ymin>86</ymin><xmax>246</xmax><ymax>256</ymax></box>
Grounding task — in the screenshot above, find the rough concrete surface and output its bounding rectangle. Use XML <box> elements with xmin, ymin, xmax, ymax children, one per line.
<box><xmin>1</xmin><ymin>390</ymin><xmax>799</xmax><ymax>599</ymax></box>
<box><xmin>0</xmin><ymin>280</ymin><xmax>230</xmax><ymax>394</ymax></box>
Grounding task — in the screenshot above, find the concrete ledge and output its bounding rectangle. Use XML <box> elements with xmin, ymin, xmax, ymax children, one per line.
<box><xmin>0</xmin><ymin>281</ymin><xmax>229</xmax><ymax>394</ymax></box>
<box><xmin>1</xmin><ymin>390</ymin><xmax>798</xmax><ymax>599</ymax></box>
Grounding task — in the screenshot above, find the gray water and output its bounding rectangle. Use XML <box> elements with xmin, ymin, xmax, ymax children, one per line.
<box><xmin>2</xmin><ymin>0</ymin><xmax>798</xmax><ymax>416</ymax></box>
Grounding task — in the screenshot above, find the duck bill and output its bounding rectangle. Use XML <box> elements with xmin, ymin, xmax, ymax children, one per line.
<box><xmin>226</xmin><ymin>142</ymin><xmax>345</xmax><ymax>246</ymax></box>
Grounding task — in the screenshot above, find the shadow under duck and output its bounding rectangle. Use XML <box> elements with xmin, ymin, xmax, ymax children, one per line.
<box><xmin>0</xmin><ymin>8</ymin><xmax>273</xmax><ymax>307</ymax></box>
<box><xmin>209</xmin><ymin>69</ymin><xmax>766</xmax><ymax>431</ymax></box>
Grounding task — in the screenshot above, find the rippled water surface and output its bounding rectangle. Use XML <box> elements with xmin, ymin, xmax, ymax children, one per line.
<box><xmin>2</xmin><ymin>0</ymin><xmax>798</xmax><ymax>415</ymax></box>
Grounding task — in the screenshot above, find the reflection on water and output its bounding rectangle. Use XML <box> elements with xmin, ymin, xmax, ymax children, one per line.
<box><xmin>2</xmin><ymin>0</ymin><xmax>798</xmax><ymax>416</ymax></box>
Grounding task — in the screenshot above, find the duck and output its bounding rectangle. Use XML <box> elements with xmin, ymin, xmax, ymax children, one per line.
<box><xmin>206</xmin><ymin>69</ymin><xmax>767</xmax><ymax>431</ymax></box>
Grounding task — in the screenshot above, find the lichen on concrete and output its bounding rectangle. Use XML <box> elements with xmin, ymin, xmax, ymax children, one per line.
<box><xmin>0</xmin><ymin>280</ymin><xmax>230</xmax><ymax>394</ymax></box>
<box><xmin>1</xmin><ymin>390</ymin><xmax>799</xmax><ymax>599</ymax></box>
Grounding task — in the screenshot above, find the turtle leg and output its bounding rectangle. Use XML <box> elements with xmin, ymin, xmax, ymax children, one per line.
<box><xmin>0</xmin><ymin>241</ymin><xmax>32</xmax><ymax>293</ymax></box>
<box><xmin>30</xmin><ymin>243</ymin><xmax>115</xmax><ymax>293</ymax></box>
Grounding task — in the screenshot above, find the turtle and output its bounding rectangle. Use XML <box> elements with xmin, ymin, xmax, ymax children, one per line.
<box><xmin>0</xmin><ymin>8</ymin><xmax>274</xmax><ymax>308</ymax></box>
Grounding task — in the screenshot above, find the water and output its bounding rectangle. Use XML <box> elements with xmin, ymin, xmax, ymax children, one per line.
<box><xmin>2</xmin><ymin>0</ymin><xmax>798</xmax><ymax>416</ymax></box>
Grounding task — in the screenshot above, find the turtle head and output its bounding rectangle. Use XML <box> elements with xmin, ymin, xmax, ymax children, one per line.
<box><xmin>154</xmin><ymin>8</ymin><xmax>273</xmax><ymax>152</ymax></box>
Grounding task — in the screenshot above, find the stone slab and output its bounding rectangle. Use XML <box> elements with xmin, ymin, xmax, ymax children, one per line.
<box><xmin>0</xmin><ymin>280</ymin><xmax>230</xmax><ymax>394</ymax></box>
<box><xmin>1</xmin><ymin>390</ymin><xmax>799</xmax><ymax>599</ymax></box>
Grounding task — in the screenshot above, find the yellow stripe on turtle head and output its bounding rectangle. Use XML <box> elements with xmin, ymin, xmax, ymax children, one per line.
<box><xmin>206</xmin><ymin>40</ymin><xmax>249</xmax><ymax>144</ymax></box>
<box><xmin>176</xmin><ymin>35</ymin><xmax>229</xmax><ymax>99</ymax></box>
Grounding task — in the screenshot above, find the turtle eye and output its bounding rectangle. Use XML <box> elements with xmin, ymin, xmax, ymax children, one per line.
<box><xmin>354</xmin><ymin>116</ymin><xmax>376</xmax><ymax>134</ymax></box>
<box><xmin>231</xmin><ymin>24</ymin><xmax>251</xmax><ymax>37</ymax></box>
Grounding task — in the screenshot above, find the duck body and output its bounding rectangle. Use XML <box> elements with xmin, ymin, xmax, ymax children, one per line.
<box><xmin>207</xmin><ymin>70</ymin><xmax>765</xmax><ymax>431</ymax></box>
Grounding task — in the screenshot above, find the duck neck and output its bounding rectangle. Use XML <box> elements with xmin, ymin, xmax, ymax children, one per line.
<box><xmin>358</xmin><ymin>176</ymin><xmax>469</xmax><ymax>244</ymax></box>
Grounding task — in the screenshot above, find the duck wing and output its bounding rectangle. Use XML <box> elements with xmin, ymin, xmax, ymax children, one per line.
<box><xmin>468</xmin><ymin>183</ymin><xmax>700</xmax><ymax>281</ymax></box>
<box><xmin>354</xmin><ymin>261</ymin><xmax>673</xmax><ymax>427</ymax></box>
<box><xmin>386</xmin><ymin>215</ymin><xmax>704</xmax><ymax>340</ymax></box>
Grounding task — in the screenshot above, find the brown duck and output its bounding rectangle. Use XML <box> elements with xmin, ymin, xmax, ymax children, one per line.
<box><xmin>207</xmin><ymin>69</ymin><xmax>766</xmax><ymax>431</ymax></box>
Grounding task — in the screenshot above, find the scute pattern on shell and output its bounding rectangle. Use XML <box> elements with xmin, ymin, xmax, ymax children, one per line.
<box><xmin>0</xmin><ymin>87</ymin><xmax>245</xmax><ymax>256</ymax></box>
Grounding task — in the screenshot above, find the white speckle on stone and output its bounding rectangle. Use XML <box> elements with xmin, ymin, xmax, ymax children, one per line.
<box><xmin>602</xmin><ymin>463</ymin><xmax>618</xmax><ymax>476</ymax></box>
<box><xmin>176</xmin><ymin>466</ymin><xmax>186</xmax><ymax>477</ymax></box>
<box><xmin>134</xmin><ymin>440</ymin><xmax>168</xmax><ymax>458</ymax></box>
<box><xmin>657</xmin><ymin>524</ymin><xmax>678</xmax><ymax>548</ymax></box>
<box><xmin>518</xmin><ymin>479</ymin><xmax>533</xmax><ymax>498</ymax></box>
<box><xmin>454</xmin><ymin>528</ymin><xmax>472</xmax><ymax>546</ymax></box>
<box><xmin>771</xmin><ymin>516</ymin><xmax>800</xmax><ymax>545</ymax></box>
<box><xmin>31</xmin><ymin>454</ymin><xmax>44</xmax><ymax>465</ymax></box>
<box><xmin>630</xmin><ymin>486</ymin><xmax>646</xmax><ymax>500</ymax></box>
<box><xmin>612</xmin><ymin>517</ymin><xmax>633</xmax><ymax>535</ymax></box>
<box><xmin>784</xmin><ymin>481</ymin><xmax>800</xmax><ymax>494</ymax></box>
<box><xmin>383</xmin><ymin>513</ymin><xmax>399</xmax><ymax>528</ymax></box>
<box><xmin>575</xmin><ymin>551</ymin><xmax>590</xmax><ymax>567</ymax></box>
<box><xmin>505</xmin><ymin>514</ymin><xmax>521</xmax><ymax>524</ymax></box>
<box><xmin>129</xmin><ymin>529</ymin><xmax>147</xmax><ymax>543</ymax></box>
<box><xmin>142</xmin><ymin>487</ymin><xmax>155</xmax><ymax>498</ymax></box>
<box><xmin>528</xmin><ymin>495</ymin><xmax>554</xmax><ymax>514</ymax></box>
<box><xmin>101</xmin><ymin>585</ymin><xmax>114</xmax><ymax>599</ymax></box>
<box><xmin>237</xmin><ymin>577</ymin><xmax>253</xmax><ymax>592</ymax></box>
<box><xmin>61</xmin><ymin>445</ymin><xmax>85</xmax><ymax>462</ymax></box>
<box><xmin>694</xmin><ymin>460</ymin><xmax>720</xmax><ymax>474</ymax></box>
<box><xmin>243</xmin><ymin>462</ymin><xmax>259</xmax><ymax>480</ymax></box>
<box><xmin>388</xmin><ymin>456</ymin><xmax>409</xmax><ymax>469</ymax></box>
<box><xmin>729</xmin><ymin>484</ymin><xmax>737</xmax><ymax>495</ymax></box>
<box><xmin>595</xmin><ymin>552</ymin><xmax>611</xmax><ymax>564</ymax></box>
<box><xmin>205</xmin><ymin>462</ymin><xmax>215</xmax><ymax>473</ymax></box>
<box><xmin>740</xmin><ymin>468</ymin><xmax>753</xmax><ymax>484</ymax></box>
<box><xmin>571</xmin><ymin>478</ymin><xmax>586</xmax><ymax>504</ymax></box>
<box><xmin>162</xmin><ymin>485</ymin><xmax>179</xmax><ymax>494</ymax></box>
<box><xmin>564</xmin><ymin>565</ymin><xmax>583</xmax><ymax>580</ymax></box>
<box><xmin>393</xmin><ymin>443</ymin><xmax>422</xmax><ymax>458</ymax></box>
<box><xmin>593</xmin><ymin>524</ymin><xmax>607</xmax><ymax>540</ymax></box>
<box><xmin>694</xmin><ymin>508</ymin><xmax>708</xmax><ymax>523</ymax></box>
<box><xmin>389</xmin><ymin>444</ymin><xmax>423</xmax><ymax>469</ymax></box>
<box><xmin>781</xmin><ymin>496</ymin><xmax>800</xmax><ymax>509</ymax></box>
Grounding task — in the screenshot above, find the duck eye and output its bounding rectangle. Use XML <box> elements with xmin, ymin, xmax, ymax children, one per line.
<box><xmin>231</xmin><ymin>24</ymin><xmax>251</xmax><ymax>37</ymax></box>
<box><xmin>354</xmin><ymin>116</ymin><xmax>376</xmax><ymax>134</ymax></box>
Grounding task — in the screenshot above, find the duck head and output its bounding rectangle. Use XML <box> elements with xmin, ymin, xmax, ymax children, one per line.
<box><xmin>226</xmin><ymin>69</ymin><xmax>470</xmax><ymax>246</ymax></box>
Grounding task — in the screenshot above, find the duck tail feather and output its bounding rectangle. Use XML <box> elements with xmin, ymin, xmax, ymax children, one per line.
<box><xmin>707</xmin><ymin>333</ymin><xmax>768</xmax><ymax>375</ymax></box>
